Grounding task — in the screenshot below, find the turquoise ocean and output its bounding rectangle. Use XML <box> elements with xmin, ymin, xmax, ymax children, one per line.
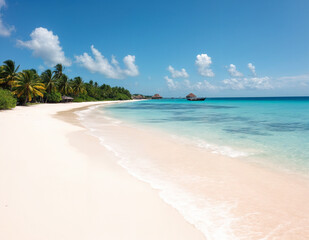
<box><xmin>104</xmin><ymin>97</ymin><xmax>309</xmax><ymax>175</ymax></box>
<box><xmin>77</xmin><ymin>97</ymin><xmax>309</xmax><ymax>239</ymax></box>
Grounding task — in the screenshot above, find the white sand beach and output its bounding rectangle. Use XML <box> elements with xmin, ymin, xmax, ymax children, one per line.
<box><xmin>74</xmin><ymin>102</ymin><xmax>309</xmax><ymax>239</ymax></box>
<box><xmin>1</xmin><ymin>102</ymin><xmax>309</xmax><ymax>240</ymax></box>
<box><xmin>2</xmin><ymin>0</ymin><xmax>307</xmax><ymax>238</ymax></box>
<box><xmin>0</xmin><ymin>102</ymin><xmax>205</xmax><ymax>240</ymax></box>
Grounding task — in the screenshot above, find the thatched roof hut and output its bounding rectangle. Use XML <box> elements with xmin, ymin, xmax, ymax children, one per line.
<box><xmin>186</xmin><ymin>93</ymin><xmax>196</xmax><ymax>99</ymax></box>
<box><xmin>61</xmin><ymin>96</ymin><xmax>74</xmax><ymax>102</ymax></box>
<box><xmin>152</xmin><ymin>94</ymin><xmax>162</xmax><ymax>99</ymax></box>
<box><xmin>132</xmin><ymin>94</ymin><xmax>144</xmax><ymax>99</ymax></box>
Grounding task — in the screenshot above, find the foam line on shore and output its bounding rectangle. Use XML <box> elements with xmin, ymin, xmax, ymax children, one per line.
<box><xmin>75</xmin><ymin>103</ymin><xmax>309</xmax><ymax>240</ymax></box>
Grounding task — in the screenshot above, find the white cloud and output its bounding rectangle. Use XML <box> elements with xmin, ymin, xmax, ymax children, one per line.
<box><xmin>223</xmin><ymin>76</ymin><xmax>272</xmax><ymax>90</ymax></box>
<box><xmin>250</xmin><ymin>77</ymin><xmax>272</xmax><ymax>89</ymax></box>
<box><xmin>276</xmin><ymin>74</ymin><xmax>309</xmax><ymax>88</ymax></box>
<box><xmin>248</xmin><ymin>63</ymin><xmax>256</xmax><ymax>76</ymax></box>
<box><xmin>123</xmin><ymin>55</ymin><xmax>139</xmax><ymax>77</ymax></box>
<box><xmin>75</xmin><ymin>45</ymin><xmax>139</xmax><ymax>79</ymax></box>
<box><xmin>227</xmin><ymin>64</ymin><xmax>243</xmax><ymax>77</ymax></box>
<box><xmin>201</xmin><ymin>80</ymin><xmax>219</xmax><ymax>90</ymax></box>
<box><xmin>165</xmin><ymin>76</ymin><xmax>178</xmax><ymax>89</ymax></box>
<box><xmin>224</xmin><ymin>63</ymin><xmax>272</xmax><ymax>90</ymax></box>
<box><xmin>167</xmin><ymin>65</ymin><xmax>189</xmax><ymax>78</ymax></box>
<box><xmin>223</xmin><ymin>78</ymin><xmax>244</xmax><ymax>90</ymax></box>
<box><xmin>0</xmin><ymin>18</ymin><xmax>14</xmax><ymax>37</ymax></box>
<box><xmin>17</xmin><ymin>27</ymin><xmax>71</xmax><ymax>67</ymax></box>
<box><xmin>195</xmin><ymin>53</ymin><xmax>215</xmax><ymax>77</ymax></box>
<box><xmin>0</xmin><ymin>0</ymin><xmax>5</xmax><ymax>7</ymax></box>
<box><xmin>0</xmin><ymin>0</ymin><xmax>15</xmax><ymax>37</ymax></box>
<box><xmin>184</xmin><ymin>79</ymin><xmax>219</xmax><ymax>90</ymax></box>
<box><xmin>277</xmin><ymin>74</ymin><xmax>309</xmax><ymax>81</ymax></box>
<box><xmin>165</xmin><ymin>77</ymin><xmax>219</xmax><ymax>90</ymax></box>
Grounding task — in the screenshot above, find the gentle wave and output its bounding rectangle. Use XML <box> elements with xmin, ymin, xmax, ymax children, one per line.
<box><xmin>170</xmin><ymin>135</ymin><xmax>251</xmax><ymax>158</ymax></box>
<box><xmin>92</xmin><ymin>132</ymin><xmax>239</xmax><ymax>240</ymax></box>
<box><xmin>104</xmin><ymin>99</ymin><xmax>309</xmax><ymax>172</ymax></box>
<box><xmin>75</xmin><ymin>105</ymin><xmax>100</xmax><ymax>121</ymax></box>
<box><xmin>75</xmin><ymin>105</ymin><xmax>309</xmax><ymax>240</ymax></box>
<box><xmin>75</xmin><ymin>107</ymin><xmax>247</xmax><ymax>240</ymax></box>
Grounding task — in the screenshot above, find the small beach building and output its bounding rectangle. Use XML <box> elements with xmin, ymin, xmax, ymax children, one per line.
<box><xmin>132</xmin><ymin>94</ymin><xmax>144</xmax><ymax>100</ymax></box>
<box><xmin>152</xmin><ymin>94</ymin><xmax>163</xmax><ymax>99</ymax></box>
<box><xmin>186</xmin><ymin>93</ymin><xmax>196</xmax><ymax>99</ymax></box>
<box><xmin>61</xmin><ymin>96</ymin><xmax>74</xmax><ymax>102</ymax></box>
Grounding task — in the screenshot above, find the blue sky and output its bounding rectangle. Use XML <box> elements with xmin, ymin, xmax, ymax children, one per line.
<box><xmin>0</xmin><ymin>0</ymin><xmax>308</xmax><ymax>97</ymax></box>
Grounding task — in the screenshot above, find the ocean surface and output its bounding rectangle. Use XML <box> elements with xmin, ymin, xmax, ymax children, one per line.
<box><xmin>77</xmin><ymin>97</ymin><xmax>309</xmax><ymax>240</ymax></box>
<box><xmin>104</xmin><ymin>97</ymin><xmax>309</xmax><ymax>174</ymax></box>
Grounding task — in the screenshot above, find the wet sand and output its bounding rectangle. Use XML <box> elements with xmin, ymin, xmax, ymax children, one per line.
<box><xmin>78</xmin><ymin>105</ymin><xmax>309</xmax><ymax>239</ymax></box>
<box><xmin>0</xmin><ymin>102</ymin><xmax>205</xmax><ymax>240</ymax></box>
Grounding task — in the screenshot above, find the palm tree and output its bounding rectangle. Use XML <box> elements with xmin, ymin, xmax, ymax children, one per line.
<box><xmin>0</xmin><ymin>60</ymin><xmax>20</xmax><ymax>90</ymax></box>
<box><xmin>14</xmin><ymin>70</ymin><xmax>45</xmax><ymax>105</ymax></box>
<box><xmin>41</xmin><ymin>69</ymin><xmax>57</xmax><ymax>94</ymax></box>
<box><xmin>72</xmin><ymin>76</ymin><xmax>87</xmax><ymax>96</ymax></box>
<box><xmin>53</xmin><ymin>64</ymin><xmax>64</xmax><ymax>79</ymax></box>
<box><xmin>58</xmin><ymin>74</ymin><xmax>72</xmax><ymax>95</ymax></box>
<box><xmin>30</xmin><ymin>69</ymin><xmax>37</xmax><ymax>74</ymax></box>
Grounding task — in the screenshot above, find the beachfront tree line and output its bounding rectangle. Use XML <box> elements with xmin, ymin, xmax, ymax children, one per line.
<box><xmin>0</xmin><ymin>60</ymin><xmax>132</xmax><ymax>110</ymax></box>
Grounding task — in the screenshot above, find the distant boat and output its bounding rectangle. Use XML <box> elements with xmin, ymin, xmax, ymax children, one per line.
<box><xmin>186</xmin><ymin>93</ymin><xmax>206</xmax><ymax>101</ymax></box>
<box><xmin>187</xmin><ymin>97</ymin><xmax>206</xmax><ymax>101</ymax></box>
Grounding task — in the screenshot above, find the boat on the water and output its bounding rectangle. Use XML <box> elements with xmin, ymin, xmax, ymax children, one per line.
<box><xmin>186</xmin><ymin>93</ymin><xmax>206</xmax><ymax>101</ymax></box>
<box><xmin>187</xmin><ymin>97</ymin><xmax>206</xmax><ymax>101</ymax></box>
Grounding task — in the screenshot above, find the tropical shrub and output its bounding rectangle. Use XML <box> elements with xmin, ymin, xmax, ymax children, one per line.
<box><xmin>72</xmin><ymin>97</ymin><xmax>84</xmax><ymax>102</ymax></box>
<box><xmin>46</xmin><ymin>92</ymin><xmax>62</xmax><ymax>103</ymax></box>
<box><xmin>0</xmin><ymin>88</ymin><xmax>17</xmax><ymax>110</ymax></box>
<box><xmin>73</xmin><ymin>93</ymin><xmax>96</xmax><ymax>102</ymax></box>
<box><xmin>115</xmin><ymin>93</ymin><xmax>130</xmax><ymax>100</ymax></box>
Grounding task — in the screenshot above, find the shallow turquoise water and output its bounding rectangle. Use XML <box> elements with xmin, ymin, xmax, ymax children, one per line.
<box><xmin>104</xmin><ymin>97</ymin><xmax>309</xmax><ymax>173</ymax></box>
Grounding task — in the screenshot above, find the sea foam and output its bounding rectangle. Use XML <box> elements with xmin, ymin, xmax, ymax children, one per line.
<box><xmin>76</xmin><ymin>106</ymin><xmax>246</xmax><ymax>240</ymax></box>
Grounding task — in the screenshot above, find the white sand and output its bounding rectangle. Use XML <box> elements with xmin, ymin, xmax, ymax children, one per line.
<box><xmin>78</xmin><ymin>104</ymin><xmax>309</xmax><ymax>239</ymax></box>
<box><xmin>0</xmin><ymin>102</ymin><xmax>205</xmax><ymax>240</ymax></box>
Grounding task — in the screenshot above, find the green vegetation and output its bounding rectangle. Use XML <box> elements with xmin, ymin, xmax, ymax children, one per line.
<box><xmin>0</xmin><ymin>60</ymin><xmax>20</xmax><ymax>90</ymax></box>
<box><xmin>0</xmin><ymin>88</ymin><xmax>17</xmax><ymax>110</ymax></box>
<box><xmin>0</xmin><ymin>59</ymin><xmax>132</xmax><ymax>109</ymax></box>
<box><xmin>132</xmin><ymin>94</ymin><xmax>152</xmax><ymax>99</ymax></box>
<box><xmin>46</xmin><ymin>92</ymin><xmax>62</xmax><ymax>103</ymax></box>
<box><xmin>14</xmin><ymin>70</ymin><xmax>45</xmax><ymax>105</ymax></box>
<box><xmin>41</xmin><ymin>69</ymin><xmax>57</xmax><ymax>94</ymax></box>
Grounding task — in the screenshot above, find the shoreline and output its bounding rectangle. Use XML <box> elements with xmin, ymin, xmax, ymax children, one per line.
<box><xmin>77</xmin><ymin>102</ymin><xmax>309</xmax><ymax>239</ymax></box>
<box><xmin>0</xmin><ymin>102</ymin><xmax>205</xmax><ymax>240</ymax></box>
<box><xmin>1</xmin><ymin>101</ymin><xmax>309</xmax><ymax>239</ymax></box>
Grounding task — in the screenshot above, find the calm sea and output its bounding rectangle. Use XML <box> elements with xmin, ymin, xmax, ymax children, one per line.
<box><xmin>104</xmin><ymin>97</ymin><xmax>309</xmax><ymax>174</ymax></box>
<box><xmin>77</xmin><ymin>97</ymin><xmax>309</xmax><ymax>239</ymax></box>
